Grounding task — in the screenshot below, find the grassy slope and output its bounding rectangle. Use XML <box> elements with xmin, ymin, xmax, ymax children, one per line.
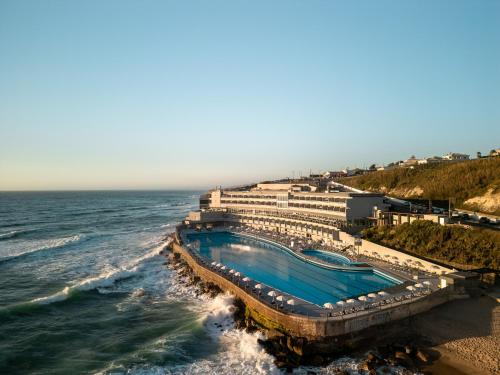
<box><xmin>338</xmin><ymin>158</ymin><xmax>500</xmax><ymax>215</ymax></box>
<box><xmin>363</xmin><ymin>221</ymin><xmax>500</xmax><ymax>270</ymax></box>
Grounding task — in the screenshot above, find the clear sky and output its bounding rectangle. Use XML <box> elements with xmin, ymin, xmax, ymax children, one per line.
<box><xmin>1</xmin><ymin>0</ymin><xmax>499</xmax><ymax>190</ymax></box>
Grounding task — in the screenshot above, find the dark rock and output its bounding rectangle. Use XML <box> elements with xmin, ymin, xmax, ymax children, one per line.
<box><xmin>292</xmin><ymin>343</ymin><xmax>303</xmax><ymax>356</ymax></box>
<box><xmin>310</xmin><ymin>355</ymin><xmax>324</xmax><ymax>366</ymax></box>
<box><xmin>279</xmin><ymin>336</ymin><xmax>287</xmax><ymax>348</ymax></box>
<box><xmin>394</xmin><ymin>351</ymin><xmax>415</xmax><ymax>369</ymax></box>
<box><xmin>358</xmin><ymin>360</ymin><xmax>374</xmax><ymax>372</ymax></box>
<box><xmin>415</xmin><ymin>349</ymin><xmax>430</xmax><ymax>364</ymax></box>
<box><xmin>286</xmin><ymin>336</ymin><xmax>294</xmax><ymax>353</ymax></box>
<box><xmin>286</xmin><ymin>337</ymin><xmax>306</xmax><ymax>356</ymax></box>
<box><xmin>274</xmin><ymin>360</ymin><xmax>288</xmax><ymax>369</ymax></box>
<box><xmin>386</xmin><ymin>356</ymin><xmax>396</xmax><ymax>366</ymax></box>
<box><xmin>376</xmin><ymin>356</ymin><xmax>387</xmax><ymax>366</ymax></box>
<box><xmin>266</xmin><ymin>329</ymin><xmax>285</xmax><ymax>340</ymax></box>
<box><xmin>376</xmin><ymin>345</ymin><xmax>392</xmax><ymax>359</ymax></box>
<box><xmin>366</xmin><ymin>352</ymin><xmax>378</xmax><ymax>362</ymax></box>
<box><xmin>404</xmin><ymin>345</ymin><xmax>415</xmax><ymax>356</ymax></box>
<box><xmin>270</xmin><ymin>340</ymin><xmax>282</xmax><ymax>353</ymax></box>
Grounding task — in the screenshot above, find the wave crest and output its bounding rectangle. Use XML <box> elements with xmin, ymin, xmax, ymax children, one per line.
<box><xmin>28</xmin><ymin>240</ymin><xmax>168</xmax><ymax>306</ymax></box>
<box><xmin>0</xmin><ymin>230</ymin><xmax>20</xmax><ymax>240</ymax></box>
<box><xmin>0</xmin><ymin>234</ymin><xmax>83</xmax><ymax>263</ymax></box>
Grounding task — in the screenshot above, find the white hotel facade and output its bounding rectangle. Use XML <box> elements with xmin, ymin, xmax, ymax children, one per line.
<box><xmin>187</xmin><ymin>184</ymin><xmax>389</xmax><ymax>243</ymax></box>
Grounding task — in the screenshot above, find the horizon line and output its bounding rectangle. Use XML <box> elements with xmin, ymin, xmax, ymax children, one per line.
<box><xmin>0</xmin><ymin>188</ymin><xmax>208</xmax><ymax>193</ymax></box>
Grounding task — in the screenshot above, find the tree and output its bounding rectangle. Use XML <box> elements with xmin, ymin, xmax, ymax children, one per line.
<box><xmin>369</xmin><ymin>164</ymin><xmax>377</xmax><ymax>170</ymax></box>
<box><xmin>477</xmin><ymin>151</ymin><xmax>482</xmax><ymax>159</ymax></box>
<box><xmin>490</xmin><ymin>149</ymin><xmax>496</xmax><ymax>156</ymax></box>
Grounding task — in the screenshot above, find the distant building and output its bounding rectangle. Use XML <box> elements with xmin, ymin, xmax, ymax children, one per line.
<box><xmin>255</xmin><ymin>182</ymin><xmax>316</xmax><ymax>192</ymax></box>
<box><xmin>342</xmin><ymin>168</ymin><xmax>366</xmax><ymax>177</ymax></box>
<box><xmin>322</xmin><ymin>171</ymin><xmax>347</xmax><ymax>178</ymax></box>
<box><xmin>400</xmin><ymin>155</ymin><xmax>421</xmax><ymax>167</ymax></box>
<box><xmin>372</xmin><ymin>209</ymin><xmax>450</xmax><ymax>227</ymax></box>
<box><xmin>418</xmin><ymin>156</ymin><xmax>443</xmax><ymax>165</ymax></box>
<box><xmin>488</xmin><ymin>148</ymin><xmax>500</xmax><ymax>157</ymax></box>
<box><xmin>376</xmin><ymin>165</ymin><xmax>397</xmax><ymax>171</ymax></box>
<box><xmin>442</xmin><ymin>152</ymin><xmax>469</xmax><ymax>161</ymax></box>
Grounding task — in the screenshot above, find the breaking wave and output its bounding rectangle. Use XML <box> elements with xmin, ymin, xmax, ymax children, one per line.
<box><xmin>30</xmin><ymin>242</ymin><xmax>168</xmax><ymax>306</ymax></box>
<box><xmin>0</xmin><ymin>241</ymin><xmax>170</xmax><ymax>315</ymax></box>
<box><xmin>193</xmin><ymin>293</ymin><xmax>279</xmax><ymax>374</ymax></box>
<box><xmin>30</xmin><ymin>269</ymin><xmax>136</xmax><ymax>305</ymax></box>
<box><xmin>0</xmin><ymin>234</ymin><xmax>84</xmax><ymax>263</ymax></box>
<box><xmin>0</xmin><ymin>230</ymin><xmax>21</xmax><ymax>240</ymax></box>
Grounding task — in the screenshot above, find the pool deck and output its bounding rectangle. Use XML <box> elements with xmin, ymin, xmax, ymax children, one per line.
<box><xmin>173</xmin><ymin>225</ymin><xmax>455</xmax><ymax>340</ymax></box>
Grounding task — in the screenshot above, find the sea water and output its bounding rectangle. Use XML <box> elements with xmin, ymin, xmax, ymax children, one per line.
<box><xmin>0</xmin><ymin>191</ymin><xmax>410</xmax><ymax>375</ymax></box>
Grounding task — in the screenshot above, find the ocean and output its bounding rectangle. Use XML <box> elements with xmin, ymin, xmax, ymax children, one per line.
<box><xmin>0</xmin><ymin>191</ymin><xmax>403</xmax><ymax>375</ymax></box>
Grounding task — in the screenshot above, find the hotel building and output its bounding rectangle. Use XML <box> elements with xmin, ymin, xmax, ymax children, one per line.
<box><xmin>188</xmin><ymin>184</ymin><xmax>388</xmax><ymax>243</ymax></box>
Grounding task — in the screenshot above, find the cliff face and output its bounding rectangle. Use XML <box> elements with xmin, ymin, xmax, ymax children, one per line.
<box><xmin>463</xmin><ymin>188</ymin><xmax>500</xmax><ymax>215</ymax></box>
<box><xmin>339</xmin><ymin>158</ymin><xmax>500</xmax><ymax>215</ymax></box>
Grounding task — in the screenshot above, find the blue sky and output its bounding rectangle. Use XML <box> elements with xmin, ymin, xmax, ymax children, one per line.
<box><xmin>1</xmin><ymin>0</ymin><xmax>499</xmax><ymax>190</ymax></box>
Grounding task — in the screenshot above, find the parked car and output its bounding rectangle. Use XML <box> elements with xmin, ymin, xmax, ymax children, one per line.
<box><xmin>479</xmin><ymin>217</ymin><xmax>491</xmax><ymax>224</ymax></box>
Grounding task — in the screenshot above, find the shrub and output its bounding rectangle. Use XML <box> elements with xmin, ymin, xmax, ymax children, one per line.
<box><xmin>362</xmin><ymin>220</ymin><xmax>500</xmax><ymax>270</ymax></box>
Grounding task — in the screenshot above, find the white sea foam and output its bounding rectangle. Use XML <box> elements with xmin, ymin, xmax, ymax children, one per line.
<box><xmin>31</xmin><ymin>287</ymin><xmax>72</xmax><ymax>305</ymax></box>
<box><xmin>37</xmin><ymin>235</ymin><xmax>82</xmax><ymax>251</ymax></box>
<box><xmin>29</xmin><ymin>239</ymin><xmax>168</xmax><ymax>306</ymax></box>
<box><xmin>197</xmin><ymin>293</ymin><xmax>279</xmax><ymax>374</ymax></box>
<box><xmin>78</xmin><ymin>268</ymin><xmax>137</xmax><ymax>291</ymax></box>
<box><xmin>0</xmin><ymin>230</ymin><xmax>19</xmax><ymax>240</ymax></box>
<box><xmin>0</xmin><ymin>234</ymin><xmax>83</xmax><ymax>262</ymax></box>
<box><xmin>120</xmin><ymin>292</ymin><xmax>279</xmax><ymax>375</ymax></box>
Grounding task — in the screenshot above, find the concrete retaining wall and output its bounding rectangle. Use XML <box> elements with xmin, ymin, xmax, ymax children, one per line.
<box><xmin>339</xmin><ymin>232</ymin><xmax>453</xmax><ymax>275</ymax></box>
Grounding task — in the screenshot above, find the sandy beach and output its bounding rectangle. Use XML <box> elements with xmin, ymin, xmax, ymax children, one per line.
<box><xmin>411</xmin><ymin>295</ymin><xmax>500</xmax><ymax>375</ymax></box>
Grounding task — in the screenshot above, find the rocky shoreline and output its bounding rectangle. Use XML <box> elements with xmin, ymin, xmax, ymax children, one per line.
<box><xmin>161</xmin><ymin>239</ymin><xmax>439</xmax><ymax>374</ymax></box>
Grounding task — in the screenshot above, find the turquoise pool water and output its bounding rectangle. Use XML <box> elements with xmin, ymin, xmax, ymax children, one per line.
<box><xmin>302</xmin><ymin>249</ymin><xmax>351</xmax><ymax>266</ymax></box>
<box><xmin>185</xmin><ymin>232</ymin><xmax>398</xmax><ymax>305</ymax></box>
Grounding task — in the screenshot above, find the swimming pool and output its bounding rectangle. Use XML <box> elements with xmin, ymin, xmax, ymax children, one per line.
<box><xmin>185</xmin><ymin>231</ymin><xmax>398</xmax><ymax>305</ymax></box>
<box><xmin>302</xmin><ymin>249</ymin><xmax>352</xmax><ymax>266</ymax></box>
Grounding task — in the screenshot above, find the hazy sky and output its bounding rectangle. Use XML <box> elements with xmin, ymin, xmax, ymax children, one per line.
<box><xmin>1</xmin><ymin>1</ymin><xmax>499</xmax><ymax>190</ymax></box>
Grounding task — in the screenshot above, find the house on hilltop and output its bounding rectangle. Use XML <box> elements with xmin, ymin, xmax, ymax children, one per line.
<box><xmin>443</xmin><ymin>152</ymin><xmax>469</xmax><ymax>161</ymax></box>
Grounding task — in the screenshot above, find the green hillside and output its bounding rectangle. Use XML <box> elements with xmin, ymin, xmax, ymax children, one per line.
<box><xmin>339</xmin><ymin>157</ymin><xmax>500</xmax><ymax>215</ymax></box>
<box><xmin>363</xmin><ymin>220</ymin><xmax>500</xmax><ymax>270</ymax></box>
